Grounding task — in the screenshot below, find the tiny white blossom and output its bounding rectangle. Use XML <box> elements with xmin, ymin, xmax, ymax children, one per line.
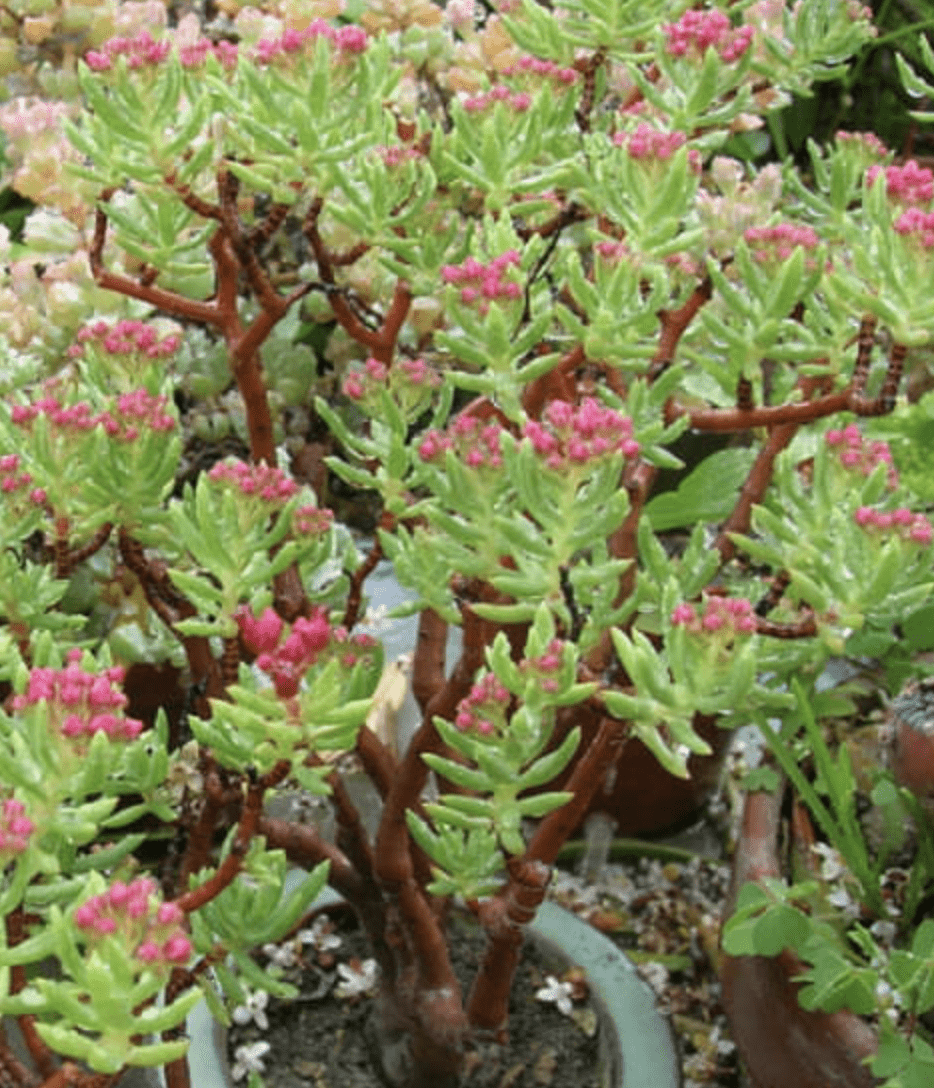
<box><xmin>827</xmin><ymin>884</ymin><xmax>857</xmax><ymax>915</ymax></box>
<box><xmin>232</xmin><ymin>989</ymin><xmax>269</xmax><ymax>1030</ymax></box>
<box><xmin>231</xmin><ymin>1041</ymin><xmax>270</xmax><ymax>1081</ymax></box>
<box><xmin>870</xmin><ymin>919</ymin><xmax>897</xmax><ymax>946</ymax></box>
<box><xmin>335</xmin><ymin>958</ymin><xmax>379</xmax><ymax>999</ymax></box>
<box><xmin>535</xmin><ymin>975</ymin><xmax>575</xmax><ymax>1016</ymax></box>
<box><xmin>811</xmin><ymin>843</ymin><xmax>845</xmax><ymax>882</ymax></box>
<box><xmin>637</xmin><ymin>961</ymin><xmax>670</xmax><ymax>997</ymax></box>
<box><xmin>301</xmin><ymin>916</ymin><xmax>342</xmax><ymax>954</ymax></box>
<box><xmin>263</xmin><ymin>939</ymin><xmax>300</xmax><ymax>968</ymax></box>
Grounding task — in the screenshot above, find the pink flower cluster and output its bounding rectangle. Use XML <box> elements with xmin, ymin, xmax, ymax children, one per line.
<box><xmin>208</xmin><ymin>459</ymin><xmax>299</xmax><ymax>505</ymax></box>
<box><xmin>69</xmin><ymin>319</ymin><xmax>182</xmax><ymax>361</ymax></box>
<box><xmin>0</xmin><ymin>453</ymin><xmax>46</xmax><ymax>506</ymax></box>
<box><xmin>343</xmin><ymin>357</ymin><xmax>440</xmax><ymax>402</ymax></box>
<box><xmin>835</xmin><ymin>130</ymin><xmax>888</xmax><ymax>162</ymax></box>
<box><xmin>523</xmin><ymin>399</ymin><xmax>640</xmax><ymax>471</ymax></box>
<box><xmin>521</xmin><ymin>639</ymin><xmax>564</xmax><ymax>695</ymax></box>
<box><xmin>253</xmin><ymin>20</ymin><xmax>367</xmax><ymax>65</ymax></box>
<box><xmin>376</xmin><ymin>144</ymin><xmax>425</xmax><ymax>168</ymax></box>
<box><xmin>343</xmin><ymin>357</ymin><xmax>387</xmax><ymax>400</ymax></box>
<box><xmin>744</xmin><ymin>223</ymin><xmax>820</xmax><ymax>263</ymax></box>
<box><xmin>0</xmin><ymin>798</ymin><xmax>34</xmax><ymax>861</ymax></box>
<box><xmin>10</xmin><ymin>391</ymin><xmax>175</xmax><ymax>443</ymax></box>
<box><xmin>613</xmin><ymin>124</ymin><xmax>686</xmax><ymax>161</ymax></box>
<box><xmin>463</xmin><ymin>84</ymin><xmax>532</xmax><ymax>113</ymax></box>
<box><xmin>177</xmin><ymin>37</ymin><xmax>239</xmax><ymax>70</ymax></box>
<box><xmin>441</xmin><ymin>251</ymin><xmax>522</xmax><ymax>310</ymax></box>
<box><xmin>418</xmin><ymin>414</ymin><xmax>504</xmax><ymax>470</ymax></box>
<box><xmin>867</xmin><ymin>160</ymin><xmax>934</xmax><ymax>206</ymax></box>
<box><xmin>108</xmin><ymin>391</ymin><xmax>176</xmax><ymax>441</ymax></box>
<box><xmin>73</xmin><ymin>878</ymin><xmax>192</xmax><ymax>970</ymax></box>
<box><xmin>503</xmin><ymin>55</ymin><xmax>577</xmax><ymax>85</ymax></box>
<box><xmin>671</xmin><ymin>596</ymin><xmax>757</xmax><ymax>637</ymax></box>
<box><xmin>293</xmin><ymin>504</ymin><xmax>334</xmax><ymax>536</ymax></box>
<box><xmin>825</xmin><ymin>425</ymin><xmax>899</xmax><ymax>488</ymax></box>
<box><xmin>454</xmin><ymin>673</ymin><xmax>511</xmax><ymax>735</ymax></box>
<box><xmin>11</xmin><ymin>650</ymin><xmax>143</xmax><ymax>742</ymax></box>
<box><xmin>330</xmin><ymin>627</ymin><xmax>379</xmax><ymax>670</ymax></box>
<box><xmin>854</xmin><ymin>506</ymin><xmax>933</xmax><ymax>546</ymax></box>
<box><xmin>663</xmin><ymin>9</ymin><xmax>754</xmax><ymax>63</ymax></box>
<box><xmin>894</xmin><ymin>207</ymin><xmax>934</xmax><ymax>249</ymax></box>
<box><xmin>237</xmin><ymin>606</ymin><xmax>331</xmax><ymax>698</ymax></box>
<box><xmin>595</xmin><ymin>239</ymin><xmax>629</xmax><ymax>262</ymax></box>
<box><xmin>85</xmin><ymin>31</ymin><xmax>171</xmax><ymax>72</ymax></box>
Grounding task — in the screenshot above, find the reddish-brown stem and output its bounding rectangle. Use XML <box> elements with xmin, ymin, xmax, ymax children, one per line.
<box><xmin>90</xmin><ymin>204</ymin><xmax>221</xmax><ymax>327</ymax></box>
<box><xmin>653</xmin><ymin>277</ymin><xmax>713</xmax><ymax>378</ymax></box>
<box><xmin>667</xmin><ymin>391</ymin><xmax>850</xmax><ymax>432</ymax></box>
<box><xmin>36</xmin><ymin>1064</ymin><xmax>83</xmax><ymax>1088</ymax></box>
<box><xmin>466</xmin><ymin>858</ymin><xmax>552</xmax><ymax>1035</ymax></box>
<box><xmin>6</xmin><ymin>911</ymin><xmax>56</xmax><ymax>1079</ymax></box>
<box><xmin>355</xmin><ymin>725</ymin><xmax>399</xmax><ymax>801</ymax></box>
<box><xmin>256</xmin><ymin>816</ymin><xmax>364</xmax><ymax>901</ymax></box>
<box><xmin>220</xmin><ymin>636</ymin><xmax>239</xmax><ymax>690</ymax></box>
<box><xmin>851</xmin><ymin>342</ymin><xmax>907</xmax><ymax>417</ymax></box>
<box><xmin>850</xmin><ymin>314</ymin><xmax>876</xmax><ymax>395</ymax></box>
<box><xmin>0</xmin><ymin>1024</ymin><xmax>40</xmax><ymax>1088</ymax></box>
<box><xmin>175</xmin><ymin>773</ymin><xmax>264</xmax><ymax>913</ymax></box>
<box><xmin>521</xmin><ymin>344</ymin><xmax>584</xmax><ymax>419</ymax></box>
<box><xmin>525</xmin><ymin>711</ymin><xmax>629</xmax><ymax>866</ymax></box>
<box><xmin>175</xmin><ymin>760</ymin><xmax>238</xmax><ymax>894</ymax></box>
<box><xmin>411</xmin><ymin>608</ymin><xmax>448</xmax><ymax>714</ymax></box>
<box><xmin>715</xmin><ymin>417</ymin><xmax>800</xmax><ymax>563</ymax></box>
<box><xmin>343</xmin><ymin>535</ymin><xmax>383</xmax><ymax>629</ymax></box>
<box><xmin>714</xmin><ymin>377</ymin><xmax>833</xmax><ymax>562</ymax></box>
<box><xmin>66</xmin><ymin>523</ymin><xmax>113</xmax><ymax>569</ymax></box>
<box><xmin>117</xmin><ymin>529</ymin><xmax>222</xmax><ymax>703</ymax></box>
<box><xmin>304</xmin><ymin>199</ymin><xmax>412</xmax><ymax>362</ymax></box>
<box><xmin>755</xmin><ymin>614</ymin><xmax>818</xmax><ymax>638</ymax></box>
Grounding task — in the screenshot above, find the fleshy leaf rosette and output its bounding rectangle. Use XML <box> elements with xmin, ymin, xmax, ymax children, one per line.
<box><xmin>191</xmin><ymin>605</ymin><xmax>380</xmax><ymax>784</ymax></box>
<box><xmin>731</xmin><ymin>424</ymin><xmax>934</xmax><ymax>656</ymax></box>
<box><xmin>3</xmin><ymin>646</ymin><xmax>147</xmax><ymax>802</ymax></box>
<box><xmin>0</xmin><ymin>875</ymin><xmax>200</xmax><ymax>1073</ymax></box>
<box><xmin>0</xmin><ymin>376</ymin><xmax>180</xmax><ymax>539</ymax></box>
<box><xmin>406</xmin><ymin>606</ymin><xmax>596</xmax><ymax>899</ymax></box>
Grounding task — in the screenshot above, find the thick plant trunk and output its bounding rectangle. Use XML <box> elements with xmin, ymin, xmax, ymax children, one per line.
<box><xmin>367</xmin><ymin>986</ymin><xmax>465</xmax><ymax>1088</ymax></box>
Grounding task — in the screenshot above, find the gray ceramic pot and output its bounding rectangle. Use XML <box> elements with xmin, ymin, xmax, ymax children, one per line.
<box><xmin>184</xmin><ymin>895</ymin><xmax>679</xmax><ymax>1088</ymax></box>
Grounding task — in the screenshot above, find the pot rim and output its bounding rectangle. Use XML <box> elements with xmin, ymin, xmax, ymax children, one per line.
<box><xmin>182</xmin><ymin>892</ymin><xmax>681</xmax><ymax>1088</ymax></box>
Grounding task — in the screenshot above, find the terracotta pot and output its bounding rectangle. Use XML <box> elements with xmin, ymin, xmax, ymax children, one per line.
<box><xmin>546</xmin><ymin>710</ymin><xmax>731</xmax><ymax>838</ymax></box>
<box><xmin>184</xmin><ymin>892</ymin><xmax>681</xmax><ymax>1088</ymax></box>
<box><xmin>719</xmin><ymin>787</ymin><xmax>880</xmax><ymax>1088</ymax></box>
<box><xmin>890</xmin><ymin>677</ymin><xmax>934</xmax><ymax>819</ymax></box>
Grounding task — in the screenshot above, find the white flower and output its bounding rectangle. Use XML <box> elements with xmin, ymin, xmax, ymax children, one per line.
<box><xmin>335</xmin><ymin>958</ymin><xmax>379</xmax><ymax>999</ymax></box>
<box><xmin>535</xmin><ymin>975</ymin><xmax>575</xmax><ymax>1016</ymax></box>
<box><xmin>637</xmin><ymin>961</ymin><xmax>670</xmax><ymax>997</ymax></box>
<box><xmin>232</xmin><ymin>989</ymin><xmax>269</xmax><ymax>1031</ymax></box>
<box><xmin>811</xmin><ymin>843</ymin><xmax>846</xmax><ymax>882</ymax></box>
<box><xmin>263</xmin><ymin>939</ymin><xmax>300</xmax><ymax>968</ymax></box>
<box><xmin>231</xmin><ymin>1041</ymin><xmax>270</xmax><ymax>1081</ymax></box>
<box><xmin>301</xmin><ymin>916</ymin><xmax>343</xmax><ymax>954</ymax></box>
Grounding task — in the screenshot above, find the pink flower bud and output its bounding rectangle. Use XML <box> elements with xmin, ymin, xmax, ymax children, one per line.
<box><xmin>671</xmin><ymin>604</ymin><xmax>696</xmax><ymax>626</ymax></box>
<box><xmin>163</xmin><ymin>935</ymin><xmax>193</xmax><ymax>963</ymax></box>
<box><xmin>237</xmin><ymin>606</ymin><xmax>283</xmax><ymax>654</ymax></box>
<box><xmin>156</xmin><ymin>902</ymin><xmax>183</xmax><ymax>925</ymax></box>
<box><xmin>136</xmin><ymin>940</ymin><xmax>161</xmax><ymax>963</ymax></box>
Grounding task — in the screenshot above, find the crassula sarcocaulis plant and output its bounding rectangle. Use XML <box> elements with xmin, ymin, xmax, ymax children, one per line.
<box><xmin>1</xmin><ymin>2</ymin><xmax>934</xmax><ymax>1087</ymax></box>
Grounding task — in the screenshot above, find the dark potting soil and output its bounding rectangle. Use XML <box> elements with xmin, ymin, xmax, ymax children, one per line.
<box><xmin>227</xmin><ymin>907</ymin><xmax>605</xmax><ymax>1088</ymax></box>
